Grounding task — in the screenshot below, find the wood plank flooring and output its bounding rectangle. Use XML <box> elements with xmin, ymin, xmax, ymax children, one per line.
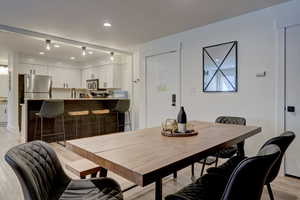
<box><xmin>0</xmin><ymin>127</ymin><xmax>300</xmax><ymax>200</ymax></box>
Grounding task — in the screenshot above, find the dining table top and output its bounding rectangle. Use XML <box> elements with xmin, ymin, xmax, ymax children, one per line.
<box><xmin>66</xmin><ymin>121</ymin><xmax>261</xmax><ymax>186</ymax></box>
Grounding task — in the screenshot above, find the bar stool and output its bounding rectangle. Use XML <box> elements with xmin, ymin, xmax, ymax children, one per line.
<box><xmin>68</xmin><ymin>110</ymin><xmax>89</xmax><ymax>138</ymax></box>
<box><xmin>91</xmin><ymin>109</ymin><xmax>110</xmax><ymax>135</ymax></box>
<box><xmin>34</xmin><ymin>100</ymin><xmax>65</xmax><ymax>145</ymax></box>
<box><xmin>111</xmin><ymin>100</ymin><xmax>132</xmax><ymax>132</ymax></box>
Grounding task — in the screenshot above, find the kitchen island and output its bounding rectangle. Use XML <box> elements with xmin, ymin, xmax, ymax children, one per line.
<box><xmin>21</xmin><ymin>98</ymin><xmax>129</xmax><ymax>142</ymax></box>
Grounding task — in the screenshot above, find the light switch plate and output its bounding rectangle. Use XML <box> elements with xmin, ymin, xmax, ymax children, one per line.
<box><xmin>256</xmin><ymin>71</ymin><xmax>266</xmax><ymax>77</ymax></box>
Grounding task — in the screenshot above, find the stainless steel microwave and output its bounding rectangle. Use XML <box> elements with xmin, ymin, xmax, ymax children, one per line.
<box><xmin>86</xmin><ymin>79</ymin><xmax>99</xmax><ymax>90</ymax></box>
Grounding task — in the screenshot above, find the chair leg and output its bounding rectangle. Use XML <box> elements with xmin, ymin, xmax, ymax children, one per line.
<box><xmin>116</xmin><ymin>112</ymin><xmax>119</xmax><ymax>132</ymax></box>
<box><xmin>75</xmin><ymin>117</ymin><xmax>78</xmax><ymax>138</ymax></box>
<box><xmin>103</xmin><ymin>116</ymin><xmax>106</xmax><ymax>134</ymax></box>
<box><xmin>173</xmin><ymin>171</ymin><xmax>177</xmax><ymax>179</ymax></box>
<box><xmin>215</xmin><ymin>155</ymin><xmax>219</xmax><ymax>167</ymax></box>
<box><xmin>62</xmin><ymin>115</ymin><xmax>66</xmax><ymax>146</ymax></box>
<box><xmin>91</xmin><ymin>172</ymin><xmax>97</xmax><ymax>178</ymax></box>
<box><xmin>40</xmin><ymin>117</ymin><xmax>43</xmax><ymax>142</ymax></box>
<box><xmin>267</xmin><ymin>183</ymin><xmax>275</xmax><ymax>200</ymax></box>
<box><xmin>34</xmin><ymin>116</ymin><xmax>38</xmax><ymax>140</ymax></box>
<box><xmin>127</xmin><ymin>111</ymin><xmax>132</xmax><ymax>131</ymax></box>
<box><xmin>200</xmin><ymin>158</ymin><xmax>207</xmax><ymax>176</ymax></box>
<box><xmin>191</xmin><ymin>163</ymin><xmax>195</xmax><ymax>177</ymax></box>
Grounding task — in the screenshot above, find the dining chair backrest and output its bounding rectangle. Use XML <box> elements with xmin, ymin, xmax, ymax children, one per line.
<box><xmin>260</xmin><ymin>131</ymin><xmax>295</xmax><ymax>183</ymax></box>
<box><xmin>221</xmin><ymin>144</ymin><xmax>280</xmax><ymax>200</ymax></box>
<box><xmin>39</xmin><ymin>100</ymin><xmax>65</xmax><ymax>118</ymax></box>
<box><xmin>5</xmin><ymin>141</ymin><xmax>70</xmax><ymax>200</ymax></box>
<box><xmin>215</xmin><ymin>116</ymin><xmax>246</xmax><ymax>126</ymax></box>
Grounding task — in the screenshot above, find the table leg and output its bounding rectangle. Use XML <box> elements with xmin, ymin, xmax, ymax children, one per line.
<box><xmin>99</xmin><ymin>167</ymin><xmax>108</xmax><ymax>177</ymax></box>
<box><xmin>237</xmin><ymin>140</ymin><xmax>245</xmax><ymax>157</ymax></box>
<box><xmin>155</xmin><ymin>179</ymin><xmax>162</xmax><ymax>200</ymax></box>
<box><xmin>173</xmin><ymin>171</ymin><xmax>177</xmax><ymax>179</ymax></box>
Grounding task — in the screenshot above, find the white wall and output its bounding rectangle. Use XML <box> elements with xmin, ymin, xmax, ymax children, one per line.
<box><xmin>136</xmin><ymin>0</ymin><xmax>300</xmax><ymax>156</ymax></box>
<box><xmin>7</xmin><ymin>52</ymin><xmax>19</xmax><ymax>133</ymax></box>
<box><xmin>0</xmin><ymin>74</ymin><xmax>8</xmax><ymax>97</ymax></box>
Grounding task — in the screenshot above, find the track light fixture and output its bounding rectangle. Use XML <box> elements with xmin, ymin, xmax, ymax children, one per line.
<box><xmin>82</xmin><ymin>46</ymin><xmax>87</xmax><ymax>56</ymax></box>
<box><xmin>110</xmin><ymin>52</ymin><xmax>114</xmax><ymax>61</ymax></box>
<box><xmin>45</xmin><ymin>39</ymin><xmax>51</xmax><ymax>50</ymax></box>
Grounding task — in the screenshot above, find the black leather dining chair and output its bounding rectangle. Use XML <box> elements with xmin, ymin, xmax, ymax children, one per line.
<box><xmin>165</xmin><ymin>144</ymin><xmax>281</xmax><ymax>200</ymax></box>
<box><xmin>206</xmin><ymin>131</ymin><xmax>295</xmax><ymax>200</ymax></box>
<box><xmin>5</xmin><ymin>140</ymin><xmax>123</xmax><ymax>200</ymax></box>
<box><xmin>192</xmin><ymin>116</ymin><xmax>246</xmax><ymax>177</ymax></box>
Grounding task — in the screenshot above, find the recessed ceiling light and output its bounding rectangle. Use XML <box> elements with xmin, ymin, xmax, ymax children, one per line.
<box><xmin>70</xmin><ymin>57</ymin><xmax>75</xmax><ymax>60</ymax></box>
<box><xmin>39</xmin><ymin>52</ymin><xmax>45</xmax><ymax>55</ymax></box>
<box><xmin>88</xmin><ymin>51</ymin><xmax>93</xmax><ymax>55</ymax></box>
<box><xmin>103</xmin><ymin>22</ymin><xmax>112</xmax><ymax>27</ymax></box>
<box><xmin>54</xmin><ymin>44</ymin><xmax>60</xmax><ymax>48</ymax></box>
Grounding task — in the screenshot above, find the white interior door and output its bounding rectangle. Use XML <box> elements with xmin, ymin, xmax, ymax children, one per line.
<box><xmin>285</xmin><ymin>25</ymin><xmax>300</xmax><ymax>177</ymax></box>
<box><xmin>146</xmin><ymin>51</ymin><xmax>180</xmax><ymax>128</ymax></box>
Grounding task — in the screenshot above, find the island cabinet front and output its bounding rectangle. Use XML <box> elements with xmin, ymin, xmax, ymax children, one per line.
<box><xmin>25</xmin><ymin>99</ymin><xmax>127</xmax><ymax>142</ymax></box>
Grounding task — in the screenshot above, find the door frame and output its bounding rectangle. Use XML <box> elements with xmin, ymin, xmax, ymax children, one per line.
<box><xmin>277</xmin><ymin>21</ymin><xmax>300</xmax><ymax>175</ymax></box>
<box><xmin>143</xmin><ymin>43</ymin><xmax>183</xmax><ymax>128</ymax></box>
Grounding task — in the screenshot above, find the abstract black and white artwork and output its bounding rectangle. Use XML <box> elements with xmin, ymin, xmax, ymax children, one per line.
<box><xmin>203</xmin><ymin>41</ymin><xmax>238</xmax><ymax>92</ymax></box>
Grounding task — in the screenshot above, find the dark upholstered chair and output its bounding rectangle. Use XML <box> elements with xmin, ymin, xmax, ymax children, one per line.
<box><xmin>165</xmin><ymin>144</ymin><xmax>281</xmax><ymax>200</ymax></box>
<box><xmin>5</xmin><ymin>141</ymin><xmax>123</xmax><ymax>200</ymax></box>
<box><xmin>206</xmin><ymin>131</ymin><xmax>295</xmax><ymax>200</ymax></box>
<box><xmin>192</xmin><ymin>116</ymin><xmax>246</xmax><ymax>177</ymax></box>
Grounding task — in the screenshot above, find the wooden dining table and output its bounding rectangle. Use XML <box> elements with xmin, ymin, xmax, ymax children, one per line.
<box><xmin>66</xmin><ymin>121</ymin><xmax>261</xmax><ymax>200</ymax></box>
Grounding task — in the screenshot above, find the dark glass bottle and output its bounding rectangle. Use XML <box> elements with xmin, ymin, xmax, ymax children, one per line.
<box><xmin>177</xmin><ymin>106</ymin><xmax>187</xmax><ymax>132</ymax></box>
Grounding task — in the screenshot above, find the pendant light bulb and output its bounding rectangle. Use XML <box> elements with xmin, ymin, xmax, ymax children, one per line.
<box><xmin>82</xmin><ymin>47</ymin><xmax>87</xmax><ymax>56</ymax></box>
<box><xmin>110</xmin><ymin>52</ymin><xmax>114</xmax><ymax>61</ymax></box>
<box><xmin>45</xmin><ymin>39</ymin><xmax>51</xmax><ymax>50</ymax></box>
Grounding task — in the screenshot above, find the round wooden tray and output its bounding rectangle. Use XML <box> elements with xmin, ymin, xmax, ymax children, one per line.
<box><xmin>161</xmin><ymin>129</ymin><xmax>198</xmax><ymax>137</ymax></box>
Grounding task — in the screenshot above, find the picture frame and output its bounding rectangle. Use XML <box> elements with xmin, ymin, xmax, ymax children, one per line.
<box><xmin>202</xmin><ymin>41</ymin><xmax>238</xmax><ymax>92</ymax></box>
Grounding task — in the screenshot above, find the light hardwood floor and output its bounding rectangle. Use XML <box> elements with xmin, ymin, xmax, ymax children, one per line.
<box><xmin>1</xmin><ymin>127</ymin><xmax>300</xmax><ymax>200</ymax></box>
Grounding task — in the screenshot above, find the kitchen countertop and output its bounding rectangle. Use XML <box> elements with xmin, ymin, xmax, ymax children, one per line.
<box><xmin>25</xmin><ymin>98</ymin><xmax>129</xmax><ymax>101</ymax></box>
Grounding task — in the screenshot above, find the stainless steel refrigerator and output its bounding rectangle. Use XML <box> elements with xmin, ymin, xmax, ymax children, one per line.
<box><xmin>24</xmin><ymin>74</ymin><xmax>52</xmax><ymax>99</ymax></box>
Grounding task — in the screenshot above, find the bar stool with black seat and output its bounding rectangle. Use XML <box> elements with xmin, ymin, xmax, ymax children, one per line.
<box><xmin>91</xmin><ymin>109</ymin><xmax>110</xmax><ymax>134</ymax></box>
<box><xmin>34</xmin><ymin>100</ymin><xmax>65</xmax><ymax>145</ymax></box>
<box><xmin>68</xmin><ymin>110</ymin><xmax>89</xmax><ymax>139</ymax></box>
<box><xmin>111</xmin><ymin>99</ymin><xmax>132</xmax><ymax>132</ymax></box>
<box><xmin>5</xmin><ymin>140</ymin><xmax>123</xmax><ymax>200</ymax></box>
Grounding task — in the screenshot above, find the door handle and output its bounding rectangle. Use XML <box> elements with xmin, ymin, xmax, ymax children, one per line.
<box><xmin>172</xmin><ymin>94</ymin><xmax>176</xmax><ymax>107</ymax></box>
<box><xmin>287</xmin><ymin>106</ymin><xmax>295</xmax><ymax>112</ymax></box>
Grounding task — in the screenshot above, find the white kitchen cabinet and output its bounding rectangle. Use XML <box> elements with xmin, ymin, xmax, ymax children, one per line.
<box><xmin>49</xmin><ymin>67</ymin><xmax>81</xmax><ymax>88</ymax></box>
<box><xmin>82</xmin><ymin>64</ymin><xmax>121</xmax><ymax>89</ymax></box>
<box><xmin>18</xmin><ymin>64</ymin><xmax>49</xmax><ymax>75</ymax></box>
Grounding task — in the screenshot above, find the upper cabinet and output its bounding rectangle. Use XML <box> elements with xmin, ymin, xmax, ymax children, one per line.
<box><xmin>18</xmin><ymin>64</ymin><xmax>49</xmax><ymax>75</ymax></box>
<box><xmin>82</xmin><ymin>64</ymin><xmax>121</xmax><ymax>89</ymax></box>
<box><xmin>49</xmin><ymin>67</ymin><xmax>81</xmax><ymax>88</ymax></box>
